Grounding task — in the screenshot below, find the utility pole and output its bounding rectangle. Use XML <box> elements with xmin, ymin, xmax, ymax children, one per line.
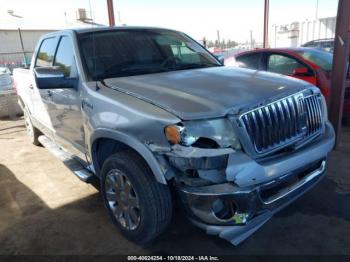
<box><xmin>263</xmin><ymin>0</ymin><xmax>269</xmax><ymax>48</ymax></box>
<box><xmin>107</xmin><ymin>0</ymin><xmax>115</xmax><ymax>26</ymax></box>
<box><xmin>315</xmin><ymin>0</ymin><xmax>319</xmax><ymax>20</ymax></box>
<box><xmin>7</xmin><ymin>10</ymin><xmax>27</xmax><ymax>66</ymax></box>
<box><xmin>250</xmin><ymin>30</ymin><xmax>253</xmax><ymax>49</ymax></box>
<box><xmin>306</xmin><ymin>20</ymin><xmax>310</xmax><ymax>42</ymax></box>
<box><xmin>217</xmin><ymin>30</ymin><xmax>220</xmax><ymax>48</ymax></box>
<box><xmin>118</xmin><ymin>11</ymin><xmax>121</xmax><ymax>24</ymax></box>
<box><xmin>329</xmin><ymin>0</ymin><xmax>350</xmax><ymax>148</ymax></box>
<box><xmin>17</xmin><ymin>28</ymin><xmax>28</xmax><ymax>66</ymax></box>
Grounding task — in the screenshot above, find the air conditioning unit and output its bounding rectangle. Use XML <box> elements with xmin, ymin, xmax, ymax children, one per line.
<box><xmin>76</xmin><ymin>8</ymin><xmax>92</xmax><ymax>21</ymax></box>
<box><xmin>288</xmin><ymin>22</ymin><xmax>300</xmax><ymax>39</ymax></box>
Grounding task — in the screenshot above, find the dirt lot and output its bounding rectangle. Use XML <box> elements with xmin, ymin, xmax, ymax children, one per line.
<box><xmin>1</xmin><ymin>117</ymin><xmax>350</xmax><ymax>255</ymax></box>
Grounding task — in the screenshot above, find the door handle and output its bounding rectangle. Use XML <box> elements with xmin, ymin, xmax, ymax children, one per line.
<box><xmin>47</xmin><ymin>90</ymin><xmax>53</xmax><ymax>98</ymax></box>
<box><xmin>28</xmin><ymin>84</ymin><xmax>33</xmax><ymax>89</ymax></box>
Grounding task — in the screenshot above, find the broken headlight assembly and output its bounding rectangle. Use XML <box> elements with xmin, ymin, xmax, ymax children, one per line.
<box><xmin>164</xmin><ymin>118</ymin><xmax>241</xmax><ymax>150</ymax></box>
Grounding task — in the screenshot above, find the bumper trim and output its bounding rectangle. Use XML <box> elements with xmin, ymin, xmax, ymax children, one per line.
<box><xmin>191</xmin><ymin>211</ymin><xmax>272</xmax><ymax>246</ymax></box>
<box><xmin>180</xmin><ymin>159</ymin><xmax>327</xmax><ymax>245</ymax></box>
<box><xmin>189</xmin><ymin>161</ymin><xmax>325</xmax><ymax>246</ymax></box>
<box><xmin>260</xmin><ymin>160</ymin><xmax>326</xmax><ymax>205</ymax></box>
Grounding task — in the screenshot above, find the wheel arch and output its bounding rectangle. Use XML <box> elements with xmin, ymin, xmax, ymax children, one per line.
<box><xmin>90</xmin><ymin>129</ymin><xmax>167</xmax><ymax>184</ymax></box>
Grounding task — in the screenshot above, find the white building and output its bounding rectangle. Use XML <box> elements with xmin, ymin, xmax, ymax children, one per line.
<box><xmin>271</xmin><ymin>17</ymin><xmax>336</xmax><ymax>48</ymax></box>
<box><xmin>0</xmin><ymin>8</ymin><xmax>103</xmax><ymax>67</ymax></box>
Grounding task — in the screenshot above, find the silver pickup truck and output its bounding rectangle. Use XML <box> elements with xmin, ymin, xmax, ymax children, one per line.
<box><xmin>14</xmin><ymin>27</ymin><xmax>335</xmax><ymax>246</ymax></box>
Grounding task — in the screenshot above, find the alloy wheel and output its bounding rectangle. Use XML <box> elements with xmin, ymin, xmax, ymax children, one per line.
<box><xmin>105</xmin><ymin>170</ymin><xmax>141</xmax><ymax>230</ymax></box>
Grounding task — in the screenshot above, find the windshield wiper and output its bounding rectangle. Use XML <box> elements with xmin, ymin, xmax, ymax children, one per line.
<box><xmin>95</xmin><ymin>63</ymin><xmax>219</xmax><ymax>81</ymax></box>
<box><xmin>168</xmin><ymin>63</ymin><xmax>220</xmax><ymax>71</ymax></box>
<box><xmin>96</xmin><ymin>67</ymin><xmax>171</xmax><ymax>81</ymax></box>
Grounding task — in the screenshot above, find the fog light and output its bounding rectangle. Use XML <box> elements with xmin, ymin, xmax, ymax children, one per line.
<box><xmin>212</xmin><ymin>198</ymin><xmax>237</xmax><ymax>222</ymax></box>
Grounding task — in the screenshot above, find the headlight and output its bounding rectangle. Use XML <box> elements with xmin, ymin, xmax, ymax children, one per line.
<box><xmin>164</xmin><ymin>118</ymin><xmax>241</xmax><ymax>149</ymax></box>
<box><xmin>165</xmin><ymin>125</ymin><xmax>199</xmax><ymax>146</ymax></box>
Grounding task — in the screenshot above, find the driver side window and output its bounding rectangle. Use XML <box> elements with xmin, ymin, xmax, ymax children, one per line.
<box><xmin>35</xmin><ymin>37</ymin><xmax>58</xmax><ymax>68</ymax></box>
<box><xmin>54</xmin><ymin>36</ymin><xmax>77</xmax><ymax>77</ymax></box>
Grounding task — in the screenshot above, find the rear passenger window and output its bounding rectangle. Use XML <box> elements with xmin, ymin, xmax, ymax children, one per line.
<box><xmin>236</xmin><ymin>54</ymin><xmax>260</xmax><ymax>69</ymax></box>
<box><xmin>35</xmin><ymin>37</ymin><xmax>58</xmax><ymax>67</ymax></box>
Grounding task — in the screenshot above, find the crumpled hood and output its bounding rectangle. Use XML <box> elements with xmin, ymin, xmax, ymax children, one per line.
<box><xmin>104</xmin><ymin>66</ymin><xmax>311</xmax><ymax>120</ymax></box>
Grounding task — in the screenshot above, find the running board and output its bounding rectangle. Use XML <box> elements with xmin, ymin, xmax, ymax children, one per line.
<box><xmin>38</xmin><ymin>135</ymin><xmax>94</xmax><ymax>182</ymax></box>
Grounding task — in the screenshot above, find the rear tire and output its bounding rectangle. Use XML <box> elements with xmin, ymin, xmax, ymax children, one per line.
<box><xmin>101</xmin><ymin>150</ymin><xmax>172</xmax><ymax>244</ymax></box>
<box><xmin>24</xmin><ymin>110</ymin><xmax>40</xmax><ymax>146</ymax></box>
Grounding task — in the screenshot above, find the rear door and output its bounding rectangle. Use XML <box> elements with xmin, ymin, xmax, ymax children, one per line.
<box><xmin>264</xmin><ymin>52</ymin><xmax>317</xmax><ymax>85</ymax></box>
<box><xmin>32</xmin><ymin>36</ymin><xmax>59</xmax><ymax>137</ymax></box>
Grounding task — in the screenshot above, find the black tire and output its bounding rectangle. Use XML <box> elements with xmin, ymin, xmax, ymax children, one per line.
<box><xmin>100</xmin><ymin>150</ymin><xmax>172</xmax><ymax>244</ymax></box>
<box><xmin>24</xmin><ymin>109</ymin><xmax>41</xmax><ymax>146</ymax></box>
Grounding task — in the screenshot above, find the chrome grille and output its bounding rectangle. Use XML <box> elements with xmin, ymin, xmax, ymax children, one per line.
<box><xmin>240</xmin><ymin>92</ymin><xmax>324</xmax><ymax>154</ymax></box>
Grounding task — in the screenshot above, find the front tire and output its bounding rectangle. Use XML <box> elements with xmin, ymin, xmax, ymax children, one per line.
<box><xmin>101</xmin><ymin>150</ymin><xmax>172</xmax><ymax>244</ymax></box>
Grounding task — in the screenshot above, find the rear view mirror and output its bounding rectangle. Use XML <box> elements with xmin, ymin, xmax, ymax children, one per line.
<box><xmin>34</xmin><ymin>67</ymin><xmax>77</xmax><ymax>89</ymax></box>
<box><xmin>293</xmin><ymin>67</ymin><xmax>309</xmax><ymax>76</ymax></box>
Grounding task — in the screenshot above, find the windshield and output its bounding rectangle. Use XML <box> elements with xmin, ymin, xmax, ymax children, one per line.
<box><xmin>78</xmin><ymin>29</ymin><xmax>221</xmax><ymax>80</ymax></box>
<box><xmin>295</xmin><ymin>49</ymin><xmax>333</xmax><ymax>71</ymax></box>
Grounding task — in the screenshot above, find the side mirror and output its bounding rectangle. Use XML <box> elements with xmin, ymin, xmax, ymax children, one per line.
<box><xmin>34</xmin><ymin>67</ymin><xmax>77</xmax><ymax>89</ymax></box>
<box><xmin>215</xmin><ymin>55</ymin><xmax>225</xmax><ymax>65</ymax></box>
<box><xmin>292</xmin><ymin>67</ymin><xmax>309</xmax><ymax>76</ymax></box>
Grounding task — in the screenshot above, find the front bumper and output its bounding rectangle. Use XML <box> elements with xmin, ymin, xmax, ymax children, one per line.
<box><xmin>177</xmin><ymin>122</ymin><xmax>335</xmax><ymax>245</ymax></box>
<box><xmin>179</xmin><ymin>160</ymin><xmax>326</xmax><ymax>245</ymax></box>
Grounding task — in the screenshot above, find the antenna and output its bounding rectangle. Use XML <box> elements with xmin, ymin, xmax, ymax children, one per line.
<box><xmin>64</xmin><ymin>12</ymin><xmax>67</xmax><ymax>28</ymax></box>
<box><xmin>118</xmin><ymin>11</ymin><xmax>121</xmax><ymax>25</ymax></box>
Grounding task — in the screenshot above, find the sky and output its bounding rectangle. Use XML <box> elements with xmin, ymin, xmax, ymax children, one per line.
<box><xmin>0</xmin><ymin>0</ymin><xmax>339</xmax><ymax>43</ymax></box>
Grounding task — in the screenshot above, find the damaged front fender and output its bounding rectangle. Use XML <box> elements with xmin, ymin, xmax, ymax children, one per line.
<box><xmin>150</xmin><ymin>143</ymin><xmax>235</xmax><ymax>184</ymax></box>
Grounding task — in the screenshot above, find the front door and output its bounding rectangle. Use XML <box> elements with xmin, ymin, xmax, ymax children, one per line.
<box><xmin>50</xmin><ymin>36</ymin><xmax>85</xmax><ymax>155</ymax></box>
<box><xmin>33</xmin><ymin>35</ymin><xmax>85</xmax><ymax>157</ymax></box>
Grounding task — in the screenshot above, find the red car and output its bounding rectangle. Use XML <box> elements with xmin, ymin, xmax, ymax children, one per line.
<box><xmin>232</xmin><ymin>47</ymin><xmax>350</xmax><ymax>116</ymax></box>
